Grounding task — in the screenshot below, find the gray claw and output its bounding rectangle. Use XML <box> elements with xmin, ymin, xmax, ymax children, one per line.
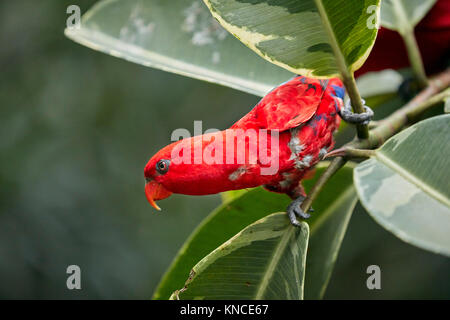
<box><xmin>339</xmin><ymin>99</ymin><xmax>374</xmax><ymax>125</ymax></box>
<box><xmin>287</xmin><ymin>196</ymin><xmax>311</xmax><ymax>227</ymax></box>
<box><xmin>288</xmin><ymin>210</ymin><xmax>302</xmax><ymax>227</ymax></box>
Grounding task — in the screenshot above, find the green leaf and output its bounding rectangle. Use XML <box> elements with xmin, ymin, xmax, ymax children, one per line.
<box><xmin>65</xmin><ymin>0</ymin><xmax>293</xmax><ymax>97</ymax></box>
<box><xmin>153</xmin><ymin>162</ymin><xmax>357</xmax><ymax>299</ymax></box>
<box><xmin>220</xmin><ymin>189</ymin><xmax>250</xmax><ymax>203</ymax></box>
<box><xmin>170</xmin><ymin>213</ymin><xmax>309</xmax><ymax>300</ymax></box>
<box><xmin>444</xmin><ymin>98</ymin><xmax>450</xmax><ymax>114</ymax></box>
<box><xmin>381</xmin><ymin>0</ymin><xmax>437</xmax><ymax>34</ymax></box>
<box><xmin>354</xmin><ymin>115</ymin><xmax>450</xmax><ymax>256</ymax></box>
<box><xmin>203</xmin><ymin>0</ymin><xmax>380</xmax><ymax>77</ymax></box>
<box><xmin>304</xmin><ymin>170</ymin><xmax>357</xmax><ymax>299</ymax></box>
<box><xmin>153</xmin><ymin>187</ymin><xmax>291</xmax><ymax>300</ymax></box>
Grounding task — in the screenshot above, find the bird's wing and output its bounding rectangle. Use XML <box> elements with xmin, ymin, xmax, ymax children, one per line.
<box><xmin>231</xmin><ymin>76</ymin><xmax>329</xmax><ymax>131</ymax></box>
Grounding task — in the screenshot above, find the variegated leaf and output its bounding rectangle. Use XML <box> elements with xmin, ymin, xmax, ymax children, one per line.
<box><xmin>170</xmin><ymin>213</ymin><xmax>309</xmax><ymax>300</ymax></box>
<box><xmin>354</xmin><ymin>115</ymin><xmax>450</xmax><ymax>257</ymax></box>
<box><xmin>65</xmin><ymin>0</ymin><xmax>293</xmax><ymax>97</ymax></box>
<box><xmin>203</xmin><ymin>0</ymin><xmax>381</xmax><ymax>77</ymax></box>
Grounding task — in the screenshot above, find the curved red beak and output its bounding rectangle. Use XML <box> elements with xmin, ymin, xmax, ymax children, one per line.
<box><xmin>145</xmin><ymin>180</ymin><xmax>172</xmax><ymax>211</ymax></box>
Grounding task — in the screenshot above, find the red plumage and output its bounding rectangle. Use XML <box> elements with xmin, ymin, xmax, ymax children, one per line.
<box><xmin>144</xmin><ymin>76</ymin><xmax>345</xmax><ymax>209</ymax></box>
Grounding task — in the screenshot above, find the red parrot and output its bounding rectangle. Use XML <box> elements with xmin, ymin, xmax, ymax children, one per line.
<box><xmin>144</xmin><ymin>75</ymin><xmax>371</xmax><ymax>225</ymax></box>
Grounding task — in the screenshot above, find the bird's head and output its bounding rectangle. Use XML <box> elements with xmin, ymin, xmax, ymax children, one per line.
<box><xmin>144</xmin><ymin>130</ymin><xmax>261</xmax><ymax>210</ymax></box>
<box><xmin>144</xmin><ymin>135</ymin><xmax>216</xmax><ymax>210</ymax></box>
<box><xmin>144</xmin><ymin>142</ymin><xmax>176</xmax><ymax>211</ymax></box>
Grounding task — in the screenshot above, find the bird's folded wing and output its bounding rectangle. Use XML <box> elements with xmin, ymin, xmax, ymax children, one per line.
<box><xmin>231</xmin><ymin>76</ymin><xmax>328</xmax><ymax>132</ymax></box>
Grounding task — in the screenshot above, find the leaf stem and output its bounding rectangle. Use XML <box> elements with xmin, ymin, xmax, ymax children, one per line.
<box><xmin>341</xmin><ymin>74</ymin><xmax>370</xmax><ymax>139</ymax></box>
<box><xmin>325</xmin><ymin>147</ymin><xmax>376</xmax><ymax>159</ymax></box>
<box><xmin>402</xmin><ymin>27</ymin><xmax>428</xmax><ymax>88</ymax></box>
<box><xmin>391</xmin><ymin>0</ymin><xmax>428</xmax><ymax>87</ymax></box>
<box><xmin>313</xmin><ymin>0</ymin><xmax>369</xmax><ymax>140</ymax></box>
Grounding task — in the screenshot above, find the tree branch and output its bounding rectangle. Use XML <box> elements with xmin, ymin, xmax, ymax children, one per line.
<box><xmin>301</xmin><ymin>157</ymin><xmax>347</xmax><ymax>212</ymax></box>
<box><xmin>357</xmin><ymin>69</ymin><xmax>450</xmax><ymax>149</ymax></box>
<box><xmin>300</xmin><ymin>68</ymin><xmax>450</xmax><ymax>213</ymax></box>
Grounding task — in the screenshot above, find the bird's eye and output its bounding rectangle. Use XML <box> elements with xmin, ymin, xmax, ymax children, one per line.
<box><xmin>156</xmin><ymin>159</ymin><xmax>170</xmax><ymax>174</ymax></box>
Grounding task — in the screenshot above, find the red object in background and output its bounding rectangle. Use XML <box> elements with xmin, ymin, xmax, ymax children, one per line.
<box><xmin>356</xmin><ymin>0</ymin><xmax>450</xmax><ymax>77</ymax></box>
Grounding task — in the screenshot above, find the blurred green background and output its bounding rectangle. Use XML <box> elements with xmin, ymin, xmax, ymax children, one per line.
<box><xmin>0</xmin><ymin>0</ymin><xmax>448</xmax><ymax>299</ymax></box>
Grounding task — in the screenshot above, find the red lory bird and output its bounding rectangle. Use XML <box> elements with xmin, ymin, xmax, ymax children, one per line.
<box><xmin>144</xmin><ymin>75</ymin><xmax>372</xmax><ymax>226</ymax></box>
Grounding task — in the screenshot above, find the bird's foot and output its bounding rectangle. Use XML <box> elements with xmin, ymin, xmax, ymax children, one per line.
<box><xmin>287</xmin><ymin>195</ymin><xmax>314</xmax><ymax>227</ymax></box>
<box><xmin>339</xmin><ymin>99</ymin><xmax>374</xmax><ymax>125</ymax></box>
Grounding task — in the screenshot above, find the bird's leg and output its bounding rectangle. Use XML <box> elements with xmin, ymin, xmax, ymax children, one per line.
<box><xmin>264</xmin><ymin>177</ymin><xmax>314</xmax><ymax>227</ymax></box>
<box><xmin>286</xmin><ymin>184</ymin><xmax>314</xmax><ymax>227</ymax></box>
<box><xmin>339</xmin><ymin>99</ymin><xmax>374</xmax><ymax>125</ymax></box>
<box><xmin>287</xmin><ymin>196</ymin><xmax>312</xmax><ymax>226</ymax></box>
